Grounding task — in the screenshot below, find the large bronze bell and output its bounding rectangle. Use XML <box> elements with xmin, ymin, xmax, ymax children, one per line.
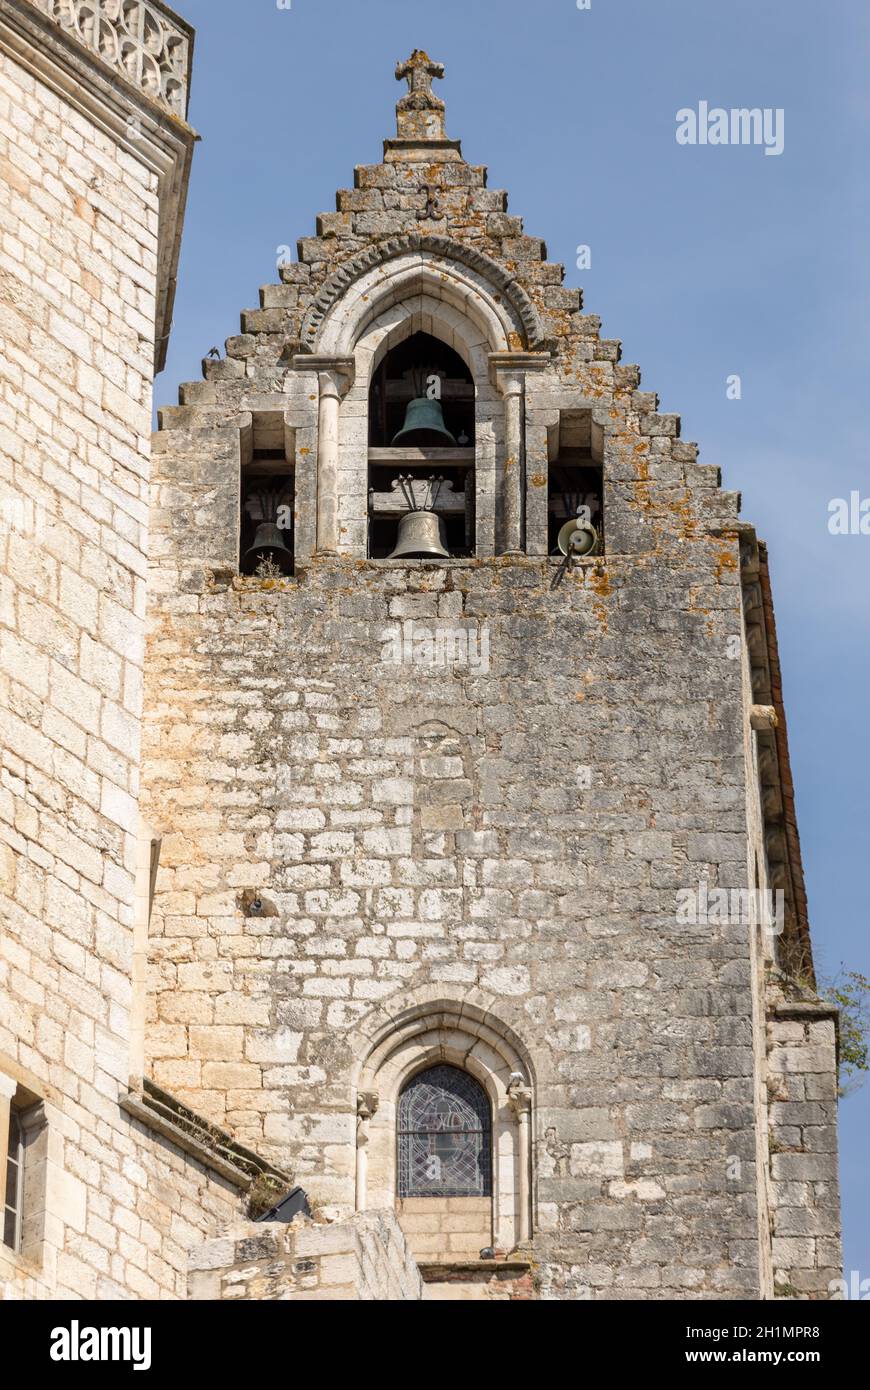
<box><xmin>387</xmin><ymin>509</ymin><xmax>451</xmax><ymax>559</ymax></box>
<box><xmin>243</xmin><ymin>522</ymin><xmax>293</xmax><ymax>574</ymax></box>
<box><xmin>391</xmin><ymin>397</ymin><xmax>457</xmax><ymax>447</ymax></box>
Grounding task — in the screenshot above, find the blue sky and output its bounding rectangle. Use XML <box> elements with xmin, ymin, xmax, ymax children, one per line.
<box><xmin>162</xmin><ymin>0</ymin><xmax>869</xmax><ymax>1280</ymax></box>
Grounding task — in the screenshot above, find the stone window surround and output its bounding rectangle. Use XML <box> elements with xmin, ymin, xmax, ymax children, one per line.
<box><xmin>351</xmin><ymin>292</ymin><xmax>499</xmax><ymax>559</ymax></box>
<box><xmin>0</xmin><ymin>1069</ymin><xmax>48</xmax><ymax>1271</ymax></box>
<box><xmin>298</xmin><ymin>235</ymin><xmax>546</xmax><ymax>356</ymax></box>
<box><xmin>0</xmin><ymin>1074</ymin><xmax>20</xmax><ymax>1250</ymax></box>
<box><xmin>130</xmin><ymin>819</ymin><xmax>162</xmax><ymax>1084</ymax></box>
<box><xmin>352</xmin><ymin>998</ymin><xmax>535</xmax><ymax>1253</ymax></box>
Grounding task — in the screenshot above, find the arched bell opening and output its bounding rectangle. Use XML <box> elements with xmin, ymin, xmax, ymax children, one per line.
<box><xmin>307</xmin><ymin>247</ymin><xmax>536</xmax><ymax>559</ymax></box>
<box><xmin>369</xmin><ymin>331</ymin><xmax>475</xmax><ymax>449</ymax></box>
<box><xmin>368</xmin><ymin>331</ymin><xmax>476</xmax><ymax>559</ymax></box>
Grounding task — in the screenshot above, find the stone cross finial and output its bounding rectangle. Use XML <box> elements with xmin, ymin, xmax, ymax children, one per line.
<box><xmin>395</xmin><ymin>50</ymin><xmax>445</xmax><ymax>98</ymax></box>
<box><xmin>394</xmin><ymin>50</ymin><xmax>448</xmax><ymax>143</ymax></box>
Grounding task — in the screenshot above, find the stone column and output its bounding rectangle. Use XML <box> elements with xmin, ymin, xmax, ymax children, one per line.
<box><xmin>317</xmin><ymin>372</ymin><xmax>342</xmax><ymax>555</ymax></box>
<box><xmin>355</xmin><ymin>1092</ymin><xmax>379</xmax><ymax>1212</ymax></box>
<box><xmin>502</xmin><ymin>373</ymin><xmax>524</xmax><ymax>555</ymax></box>
<box><xmin>295</xmin><ymin>356</ymin><xmax>355</xmax><ymax>555</ymax></box>
<box><xmin>507</xmin><ymin>1078</ymin><xmax>533</xmax><ymax>1245</ymax></box>
<box><xmin>490</xmin><ymin>353</ymin><xmax>551</xmax><ymax>556</ymax></box>
<box><xmin>320</xmin><ymin>359</ymin><xmax>355</xmax><ymax>556</ymax></box>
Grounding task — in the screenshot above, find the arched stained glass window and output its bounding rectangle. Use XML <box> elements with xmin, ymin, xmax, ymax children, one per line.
<box><xmin>398</xmin><ymin>1065</ymin><xmax>492</xmax><ymax>1198</ymax></box>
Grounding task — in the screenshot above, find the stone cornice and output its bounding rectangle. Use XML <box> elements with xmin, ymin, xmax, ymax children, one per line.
<box><xmin>121</xmin><ymin>1080</ymin><xmax>293</xmax><ymax>1191</ymax></box>
<box><xmin>489</xmin><ymin>351</ymin><xmax>552</xmax><ymax>392</ymax></box>
<box><xmin>739</xmin><ymin>527</ymin><xmax>814</xmax><ymax>984</ymax></box>
<box><xmin>2</xmin><ymin>0</ymin><xmax>197</xmax><ymax>373</ymax></box>
<box><xmin>298</xmin><ymin>234</ymin><xmax>547</xmax><ymax>354</ymax></box>
<box><xmin>292</xmin><ymin>354</ymin><xmax>357</xmax><ymax>386</ymax></box>
<box><xmin>770</xmin><ymin>1000</ymin><xmax>838</xmax><ymax>1023</ymax></box>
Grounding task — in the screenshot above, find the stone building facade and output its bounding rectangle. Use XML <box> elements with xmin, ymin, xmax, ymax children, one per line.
<box><xmin>0</xmin><ymin>12</ymin><xmax>842</xmax><ymax>1301</ymax></box>
<box><xmin>0</xmin><ymin>0</ymin><xmax>250</xmax><ymax>1300</ymax></box>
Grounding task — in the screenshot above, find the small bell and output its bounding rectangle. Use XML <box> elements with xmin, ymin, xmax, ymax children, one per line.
<box><xmin>392</xmin><ymin>397</ymin><xmax>457</xmax><ymax>447</ymax></box>
<box><xmin>244</xmin><ymin>522</ymin><xmax>293</xmax><ymax>574</ymax></box>
<box><xmin>387</xmin><ymin>509</ymin><xmax>451</xmax><ymax>560</ymax></box>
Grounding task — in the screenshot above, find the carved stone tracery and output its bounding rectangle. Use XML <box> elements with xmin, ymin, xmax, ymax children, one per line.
<box><xmin>33</xmin><ymin>0</ymin><xmax>190</xmax><ymax>115</ymax></box>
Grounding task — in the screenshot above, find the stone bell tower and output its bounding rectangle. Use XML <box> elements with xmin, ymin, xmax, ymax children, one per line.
<box><xmin>143</xmin><ymin>52</ymin><xmax>841</xmax><ymax>1300</ymax></box>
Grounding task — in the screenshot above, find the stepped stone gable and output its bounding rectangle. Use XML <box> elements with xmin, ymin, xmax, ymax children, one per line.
<box><xmin>142</xmin><ymin>52</ymin><xmax>840</xmax><ymax>1299</ymax></box>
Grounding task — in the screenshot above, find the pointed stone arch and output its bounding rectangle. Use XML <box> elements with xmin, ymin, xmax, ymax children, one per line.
<box><xmin>299</xmin><ymin>233</ymin><xmax>546</xmax><ymax>356</ymax></box>
<box><xmin>315</xmin><ymin>280</ymin><xmax>507</xmax><ymax>556</ymax></box>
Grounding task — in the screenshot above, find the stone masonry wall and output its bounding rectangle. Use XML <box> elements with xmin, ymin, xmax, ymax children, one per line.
<box><xmin>0</xmin><ymin>41</ymin><xmax>243</xmax><ymax>1299</ymax></box>
<box><xmin>142</xmin><ymin>548</ymin><xmax>764</xmax><ymax>1297</ymax></box>
<box><xmin>766</xmin><ymin>1001</ymin><xmax>841</xmax><ymax>1299</ymax></box>
<box><xmin>397</xmin><ymin>1196</ymin><xmax>491</xmax><ymax>1265</ymax></box>
<box><xmin>188</xmin><ymin>1211</ymin><xmax>422</xmax><ymax>1301</ymax></box>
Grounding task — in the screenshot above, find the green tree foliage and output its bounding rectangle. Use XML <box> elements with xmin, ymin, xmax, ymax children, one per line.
<box><xmin>820</xmin><ymin>968</ymin><xmax>870</xmax><ymax>1096</ymax></box>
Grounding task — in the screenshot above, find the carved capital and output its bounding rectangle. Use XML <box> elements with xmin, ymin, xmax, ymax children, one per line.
<box><xmin>293</xmin><ymin>355</ymin><xmax>356</xmax><ymax>400</ymax></box>
<box><xmin>489</xmin><ymin>351</ymin><xmax>551</xmax><ymax>397</ymax></box>
<box><xmin>356</xmin><ymin>1091</ymin><xmax>379</xmax><ymax>1145</ymax></box>
<box><xmin>507</xmin><ymin>1075</ymin><xmax>533</xmax><ymax>1118</ymax></box>
<box><xmin>357</xmin><ymin>1091</ymin><xmax>379</xmax><ymax>1120</ymax></box>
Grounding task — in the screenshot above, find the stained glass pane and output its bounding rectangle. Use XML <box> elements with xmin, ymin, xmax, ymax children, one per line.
<box><xmin>398</xmin><ymin>1065</ymin><xmax>492</xmax><ymax>1198</ymax></box>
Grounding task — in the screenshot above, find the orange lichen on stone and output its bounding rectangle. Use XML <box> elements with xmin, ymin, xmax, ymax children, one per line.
<box><xmin>589</xmin><ymin>566</ymin><xmax>613</xmax><ymax>598</ymax></box>
<box><xmin>714</xmin><ymin>546</ymin><xmax>739</xmax><ymax>583</ymax></box>
<box><xmin>687</xmin><ymin>585</ymin><xmax>711</xmax><ymax>618</ymax></box>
